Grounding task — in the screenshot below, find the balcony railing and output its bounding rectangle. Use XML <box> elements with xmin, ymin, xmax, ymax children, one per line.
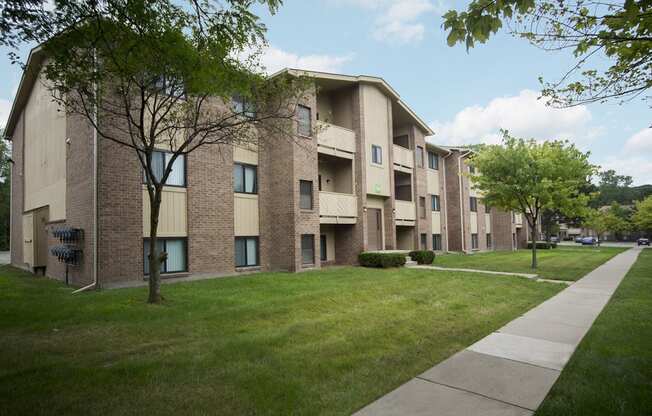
<box><xmin>395</xmin><ymin>200</ymin><xmax>416</xmax><ymax>222</ymax></box>
<box><xmin>393</xmin><ymin>145</ymin><xmax>413</xmax><ymax>169</ymax></box>
<box><xmin>319</xmin><ymin>191</ymin><xmax>357</xmax><ymax>224</ymax></box>
<box><xmin>317</xmin><ymin>121</ymin><xmax>355</xmax><ymax>155</ymax></box>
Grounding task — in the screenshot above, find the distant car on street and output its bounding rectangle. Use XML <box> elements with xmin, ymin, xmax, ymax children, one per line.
<box><xmin>575</xmin><ymin>236</ymin><xmax>584</xmax><ymax>243</ymax></box>
<box><xmin>550</xmin><ymin>236</ymin><xmax>559</xmax><ymax>243</ymax></box>
<box><xmin>581</xmin><ymin>236</ymin><xmax>599</xmax><ymax>245</ymax></box>
<box><xmin>638</xmin><ymin>238</ymin><xmax>650</xmax><ymax>246</ymax></box>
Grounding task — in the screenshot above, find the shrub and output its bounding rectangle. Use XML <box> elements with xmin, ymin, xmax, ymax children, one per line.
<box><xmin>526</xmin><ymin>241</ymin><xmax>553</xmax><ymax>249</ymax></box>
<box><xmin>408</xmin><ymin>250</ymin><xmax>436</xmax><ymax>264</ymax></box>
<box><xmin>358</xmin><ymin>252</ymin><xmax>406</xmax><ymax>268</ymax></box>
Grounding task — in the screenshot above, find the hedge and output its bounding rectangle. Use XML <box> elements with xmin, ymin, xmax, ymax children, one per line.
<box><xmin>409</xmin><ymin>250</ymin><xmax>436</xmax><ymax>264</ymax></box>
<box><xmin>526</xmin><ymin>241</ymin><xmax>557</xmax><ymax>249</ymax></box>
<box><xmin>358</xmin><ymin>252</ymin><xmax>406</xmax><ymax>268</ymax></box>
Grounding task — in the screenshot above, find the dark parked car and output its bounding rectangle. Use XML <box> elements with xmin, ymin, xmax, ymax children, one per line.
<box><xmin>581</xmin><ymin>237</ymin><xmax>599</xmax><ymax>245</ymax></box>
<box><xmin>550</xmin><ymin>236</ymin><xmax>560</xmax><ymax>243</ymax></box>
<box><xmin>638</xmin><ymin>238</ymin><xmax>650</xmax><ymax>246</ymax></box>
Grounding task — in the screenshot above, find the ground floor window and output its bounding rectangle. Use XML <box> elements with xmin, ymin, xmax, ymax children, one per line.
<box><xmin>235</xmin><ymin>236</ymin><xmax>259</xmax><ymax>267</ymax></box>
<box><xmin>471</xmin><ymin>233</ymin><xmax>479</xmax><ymax>250</ymax></box>
<box><xmin>320</xmin><ymin>235</ymin><xmax>327</xmax><ymax>261</ymax></box>
<box><xmin>420</xmin><ymin>233</ymin><xmax>427</xmax><ymax>249</ymax></box>
<box><xmin>301</xmin><ymin>234</ymin><xmax>314</xmax><ymax>265</ymax></box>
<box><xmin>143</xmin><ymin>238</ymin><xmax>187</xmax><ymax>275</ymax></box>
<box><xmin>486</xmin><ymin>233</ymin><xmax>492</xmax><ymax>249</ymax></box>
<box><xmin>513</xmin><ymin>233</ymin><xmax>517</xmax><ymax>249</ymax></box>
<box><xmin>432</xmin><ymin>234</ymin><xmax>442</xmax><ymax>251</ymax></box>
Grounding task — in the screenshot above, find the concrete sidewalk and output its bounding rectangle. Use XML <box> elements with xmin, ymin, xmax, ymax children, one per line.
<box><xmin>354</xmin><ymin>247</ymin><xmax>642</xmax><ymax>416</ymax></box>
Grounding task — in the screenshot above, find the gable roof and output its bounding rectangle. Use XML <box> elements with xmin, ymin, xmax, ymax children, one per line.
<box><xmin>4</xmin><ymin>46</ymin><xmax>46</xmax><ymax>139</ymax></box>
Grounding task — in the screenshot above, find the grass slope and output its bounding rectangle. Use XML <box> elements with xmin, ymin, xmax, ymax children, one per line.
<box><xmin>536</xmin><ymin>248</ymin><xmax>652</xmax><ymax>416</ymax></box>
<box><xmin>434</xmin><ymin>246</ymin><xmax>626</xmax><ymax>281</ymax></box>
<box><xmin>0</xmin><ymin>265</ymin><xmax>561</xmax><ymax>415</ymax></box>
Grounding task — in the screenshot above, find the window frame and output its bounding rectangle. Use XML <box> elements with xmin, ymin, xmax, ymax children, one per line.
<box><xmin>320</xmin><ymin>234</ymin><xmax>327</xmax><ymax>262</ymax></box>
<box><xmin>371</xmin><ymin>144</ymin><xmax>383</xmax><ymax>165</ymax></box>
<box><xmin>142</xmin><ymin>150</ymin><xmax>187</xmax><ymax>188</ymax></box>
<box><xmin>299</xmin><ymin>180</ymin><xmax>314</xmax><ymax>210</ymax></box>
<box><xmin>470</xmin><ymin>197</ymin><xmax>478</xmax><ymax>212</ymax></box>
<box><xmin>297</xmin><ymin>105</ymin><xmax>312</xmax><ymax>137</ymax></box>
<box><xmin>419</xmin><ymin>196</ymin><xmax>426</xmax><ymax>219</ymax></box>
<box><xmin>486</xmin><ymin>233</ymin><xmax>492</xmax><ymax>249</ymax></box>
<box><xmin>231</xmin><ymin>94</ymin><xmax>256</xmax><ymax>118</ymax></box>
<box><xmin>143</xmin><ymin>237</ymin><xmax>188</xmax><ymax>275</ymax></box>
<box><xmin>431</xmin><ymin>195</ymin><xmax>441</xmax><ymax>212</ymax></box>
<box><xmin>485</xmin><ymin>202</ymin><xmax>491</xmax><ymax>214</ymax></box>
<box><xmin>234</xmin><ymin>236</ymin><xmax>260</xmax><ymax>268</ymax></box>
<box><xmin>301</xmin><ymin>234</ymin><xmax>315</xmax><ymax>265</ymax></box>
<box><xmin>420</xmin><ymin>233</ymin><xmax>427</xmax><ymax>250</ymax></box>
<box><xmin>233</xmin><ymin>163</ymin><xmax>258</xmax><ymax>194</ymax></box>
<box><xmin>471</xmin><ymin>233</ymin><xmax>479</xmax><ymax>250</ymax></box>
<box><xmin>427</xmin><ymin>151</ymin><xmax>439</xmax><ymax>170</ymax></box>
<box><xmin>432</xmin><ymin>234</ymin><xmax>442</xmax><ymax>251</ymax></box>
<box><xmin>416</xmin><ymin>146</ymin><xmax>424</xmax><ymax>168</ymax></box>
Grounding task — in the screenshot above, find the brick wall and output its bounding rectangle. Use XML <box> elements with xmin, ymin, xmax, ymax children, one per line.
<box><xmin>444</xmin><ymin>151</ymin><xmax>463</xmax><ymax>251</ymax></box>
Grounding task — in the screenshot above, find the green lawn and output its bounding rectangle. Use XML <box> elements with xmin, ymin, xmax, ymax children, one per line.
<box><xmin>433</xmin><ymin>246</ymin><xmax>627</xmax><ymax>281</ymax></box>
<box><xmin>536</xmin><ymin>248</ymin><xmax>652</xmax><ymax>415</ymax></box>
<box><xmin>0</xmin><ymin>265</ymin><xmax>561</xmax><ymax>415</ymax></box>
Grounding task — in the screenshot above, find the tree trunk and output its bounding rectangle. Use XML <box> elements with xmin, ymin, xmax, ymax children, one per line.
<box><xmin>147</xmin><ymin>191</ymin><xmax>164</xmax><ymax>304</ymax></box>
<box><xmin>530</xmin><ymin>221</ymin><xmax>538</xmax><ymax>269</ymax></box>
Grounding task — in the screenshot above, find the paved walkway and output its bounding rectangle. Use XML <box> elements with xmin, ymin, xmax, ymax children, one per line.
<box><xmin>354</xmin><ymin>247</ymin><xmax>642</xmax><ymax>416</ymax></box>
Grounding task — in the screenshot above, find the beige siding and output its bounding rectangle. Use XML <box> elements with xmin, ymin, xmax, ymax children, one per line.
<box><xmin>233</xmin><ymin>145</ymin><xmax>258</xmax><ymax>165</ymax></box>
<box><xmin>321</xmin><ymin>228</ymin><xmax>336</xmax><ymax>262</ymax></box>
<box><xmin>319</xmin><ymin>192</ymin><xmax>357</xmax><ymax>221</ymax></box>
<box><xmin>317</xmin><ymin>121</ymin><xmax>355</xmax><ymax>154</ymax></box>
<box><xmin>427</xmin><ymin>170</ymin><xmax>439</xmax><ymax>195</ymax></box>
<box><xmin>395</xmin><ymin>200</ymin><xmax>416</xmax><ymax>221</ymax></box>
<box><xmin>234</xmin><ymin>193</ymin><xmax>259</xmax><ymax>236</ymax></box>
<box><xmin>392</xmin><ymin>145</ymin><xmax>413</xmax><ymax>169</ymax></box>
<box><xmin>485</xmin><ymin>213</ymin><xmax>491</xmax><ymax>233</ymax></box>
<box><xmin>363</xmin><ymin>85</ymin><xmax>391</xmax><ymax>196</ymax></box>
<box><xmin>22</xmin><ymin>213</ymin><xmax>34</xmax><ymax>267</ymax></box>
<box><xmin>23</xmin><ymin>72</ymin><xmax>67</xmax><ymax>220</ymax></box>
<box><xmin>143</xmin><ymin>187</ymin><xmax>187</xmax><ymax>237</ymax></box>
<box><xmin>431</xmin><ymin>212</ymin><xmax>441</xmax><ymax>233</ymax></box>
<box><xmin>470</xmin><ymin>212</ymin><xmax>478</xmax><ymax>234</ymax></box>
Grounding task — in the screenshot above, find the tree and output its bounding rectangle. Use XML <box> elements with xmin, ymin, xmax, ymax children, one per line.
<box><xmin>469</xmin><ymin>130</ymin><xmax>595</xmax><ymax>268</ymax></box>
<box><xmin>592</xmin><ymin>169</ymin><xmax>635</xmax><ymax>207</ymax></box>
<box><xmin>443</xmin><ymin>1</ymin><xmax>652</xmax><ymax>109</ymax></box>
<box><xmin>2</xmin><ymin>0</ymin><xmax>310</xmax><ymax>303</ymax></box>
<box><xmin>584</xmin><ymin>208</ymin><xmax>608</xmax><ymax>241</ymax></box>
<box><xmin>632</xmin><ymin>196</ymin><xmax>652</xmax><ymax>235</ymax></box>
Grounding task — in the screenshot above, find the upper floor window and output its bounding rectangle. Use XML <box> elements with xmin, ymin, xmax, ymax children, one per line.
<box><xmin>431</xmin><ymin>195</ymin><xmax>441</xmax><ymax>212</ymax></box>
<box><xmin>371</xmin><ymin>144</ymin><xmax>382</xmax><ymax>165</ymax></box>
<box><xmin>428</xmin><ymin>151</ymin><xmax>439</xmax><ymax>170</ymax></box>
<box><xmin>233</xmin><ymin>163</ymin><xmax>257</xmax><ymax>194</ymax></box>
<box><xmin>470</xmin><ymin>197</ymin><xmax>478</xmax><ymax>212</ymax></box>
<box><xmin>469</xmin><ymin>164</ymin><xmax>476</xmax><ymax>174</ymax></box>
<box><xmin>232</xmin><ymin>94</ymin><xmax>256</xmax><ymax>118</ymax></box>
<box><xmin>300</xmin><ymin>180</ymin><xmax>313</xmax><ymax>210</ymax></box>
<box><xmin>485</xmin><ymin>202</ymin><xmax>491</xmax><ymax>214</ymax></box>
<box><xmin>416</xmin><ymin>146</ymin><xmax>424</xmax><ymax>168</ymax></box>
<box><xmin>297</xmin><ymin>105</ymin><xmax>312</xmax><ymax>137</ymax></box>
<box><xmin>143</xmin><ymin>150</ymin><xmax>186</xmax><ymax>187</ymax></box>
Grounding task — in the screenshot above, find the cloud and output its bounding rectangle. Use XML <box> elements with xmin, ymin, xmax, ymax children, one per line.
<box><xmin>624</xmin><ymin>127</ymin><xmax>652</xmax><ymax>155</ymax></box>
<box><xmin>334</xmin><ymin>0</ymin><xmax>446</xmax><ymax>44</ymax></box>
<box><xmin>0</xmin><ymin>98</ymin><xmax>11</xmax><ymax>129</ymax></box>
<box><xmin>599</xmin><ymin>128</ymin><xmax>652</xmax><ymax>185</ymax></box>
<box><xmin>429</xmin><ymin>89</ymin><xmax>598</xmax><ymax>147</ymax></box>
<box><xmin>257</xmin><ymin>45</ymin><xmax>354</xmax><ymax>74</ymax></box>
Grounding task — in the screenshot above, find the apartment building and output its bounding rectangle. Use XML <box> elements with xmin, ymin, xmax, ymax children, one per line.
<box><xmin>8</xmin><ymin>43</ymin><xmax>535</xmax><ymax>287</ymax></box>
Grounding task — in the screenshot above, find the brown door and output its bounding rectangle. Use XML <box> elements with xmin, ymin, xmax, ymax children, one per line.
<box><xmin>367</xmin><ymin>208</ymin><xmax>382</xmax><ymax>251</ymax></box>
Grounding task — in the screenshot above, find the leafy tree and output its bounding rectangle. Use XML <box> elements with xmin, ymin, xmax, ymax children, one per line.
<box><xmin>632</xmin><ymin>196</ymin><xmax>652</xmax><ymax>235</ymax></box>
<box><xmin>469</xmin><ymin>130</ymin><xmax>595</xmax><ymax>268</ymax></box>
<box><xmin>443</xmin><ymin>1</ymin><xmax>652</xmax><ymax>109</ymax></box>
<box><xmin>1</xmin><ymin>0</ymin><xmax>310</xmax><ymax>303</ymax></box>
<box><xmin>591</xmin><ymin>169</ymin><xmax>636</xmax><ymax>206</ymax></box>
<box><xmin>583</xmin><ymin>208</ymin><xmax>608</xmax><ymax>241</ymax></box>
<box><xmin>0</xmin><ymin>128</ymin><xmax>10</xmax><ymax>251</ymax></box>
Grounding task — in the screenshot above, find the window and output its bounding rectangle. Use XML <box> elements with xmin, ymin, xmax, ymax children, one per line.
<box><xmin>420</xmin><ymin>233</ymin><xmax>427</xmax><ymax>250</ymax></box>
<box><xmin>469</xmin><ymin>164</ymin><xmax>476</xmax><ymax>174</ymax></box>
<box><xmin>471</xmin><ymin>233</ymin><xmax>479</xmax><ymax>250</ymax></box>
<box><xmin>300</xmin><ymin>180</ymin><xmax>313</xmax><ymax>210</ymax></box>
<box><xmin>428</xmin><ymin>151</ymin><xmax>439</xmax><ymax>170</ymax></box>
<box><xmin>143</xmin><ymin>151</ymin><xmax>186</xmax><ymax>187</ymax></box>
<box><xmin>297</xmin><ymin>105</ymin><xmax>312</xmax><ymax>137</ymax></box>
<box><xmin>235</xmin><ymin>236</ymin><xmax>259</xmax><ymax>267</ymax></box>
<box><xmin>470</xmin><ymin>197</ymin><xmax>478</xmax><ymax>212</ymax></box>
<box><xmin>419</xmin><ymin>197</ymin><xmax>426</xmax><ymax>219</ymax></box>
<box><xmin>231</xmin><ymin>94</ymin><xmax>255</xmax><ymax>118</ymax></box>
<box><xmin>143</xmin><ymin>238</ymin><xmax>187</xmax><ymax>274</ymax></box>
<box><xmin>432</xmin><ymin>234</ymin><xmax>442</xmax><ymax>251</ymax></box>
<box><xmin>416</xmin><ymin>146</ymin><xmax>424</xmax><ymax>168</ymax></box>
<box><xmin>233</xmin><ymin>163</ymin><xmax>257</xmax><ymax>194</ymax></box>
<box><xmin>371</xmin><ymin>144</ymin><xmax>382</xmax><ymax>165</ymax></box>
<box><xmin>431</xmin><ymin>195</ymin><xmax>441</xmax><ymax>212</ymax></box>
<box><xmin>320</xmin><ymin>235</ymin><xmax>327</xmax><ymax>261</ymax></box>
<box><xmin>485</xmin><ymin>202</ymin><xmax>491</xmax><ymax>214</ymax></box>
<box><xmin>301</xmin><ymin>234</ymin><xmax>314</xmax><ymax>265</ymax></box>
<box><xmin>486</xmin><ymin>233</ymin><xmax>492</xmax><ymax>249</ymax></box>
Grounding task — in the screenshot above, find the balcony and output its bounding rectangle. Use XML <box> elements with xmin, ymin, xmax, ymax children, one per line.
<box><xmin>319</xmin><ymin>191</ymin><xmax>357</xmax><ymax>224</ymax></box>
<box><xmin>393</xmin><ymin>145</ymin><xmax>413</xmax><ymax>171</ymax></box>
<box><xmin>317</xmin><ymin>121</ymin><xmax>355</xmax><ymax>158</ymax></box>
<box><xmin>395</xmin><ymin>200</ymin><xmax>416</xmax><ymax>226</ymax></box>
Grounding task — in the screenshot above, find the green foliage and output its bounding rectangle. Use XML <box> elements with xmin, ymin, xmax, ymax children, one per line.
<box><xmin>444</xmin><ymin>1</ymin><xmax>652</xmax><ymax>108</ymax></box>
<box><xmin>358</xmin><ymin>252</ymin><xmax>406</xmax><ymax>268</ymax></box>
<box><xmin>632</xmin><ymin>196</ymin><xmax>652</xmax><ymax>234</ymax></box>
<box><xmin>408</xmin><ymin>250</ymin><xmax>436</xmax><ymax>265</ymax></box>
<box><xmin>584</xmin><ymin>205</ymin><xmax>632</xmax><ymax>238</ymax></box>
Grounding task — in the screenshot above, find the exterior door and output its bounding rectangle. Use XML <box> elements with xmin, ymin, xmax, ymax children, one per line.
<box><xmin>367</xmin><ymin>208</ymin><xmax>383</xmax><ymax>251</ymax></box>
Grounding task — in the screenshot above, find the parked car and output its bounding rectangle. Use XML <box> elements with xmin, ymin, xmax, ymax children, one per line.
<box><xmin>574</xmin><ymin>236</ymin><xmax>584</xmax><ymax>243</ymax></box>
<box><xmin>581</xmin><ymin>236</ymin><xmax>599</xmax><ymax>245</ymax></box>
<box><xmin>638</xmin><ymin>238</ymin><xmax>650</xmax><ymax>246</ymax></box>
<box><xmin>550</xmin><ymin>236</ymin><xmax>559</xmax><ymax>243</ymax></box>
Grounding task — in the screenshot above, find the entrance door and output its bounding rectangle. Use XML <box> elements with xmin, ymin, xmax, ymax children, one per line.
<box><xmin>367</xmin><ymin>208</ymin><xmax>383</xmax><ymax>251</ymax></box>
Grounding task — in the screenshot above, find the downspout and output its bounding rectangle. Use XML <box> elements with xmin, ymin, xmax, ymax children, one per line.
<box><xmin>73</xmin><ymin>51</ymin><xmax>99</xmax><ymax>294</ymax></box>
